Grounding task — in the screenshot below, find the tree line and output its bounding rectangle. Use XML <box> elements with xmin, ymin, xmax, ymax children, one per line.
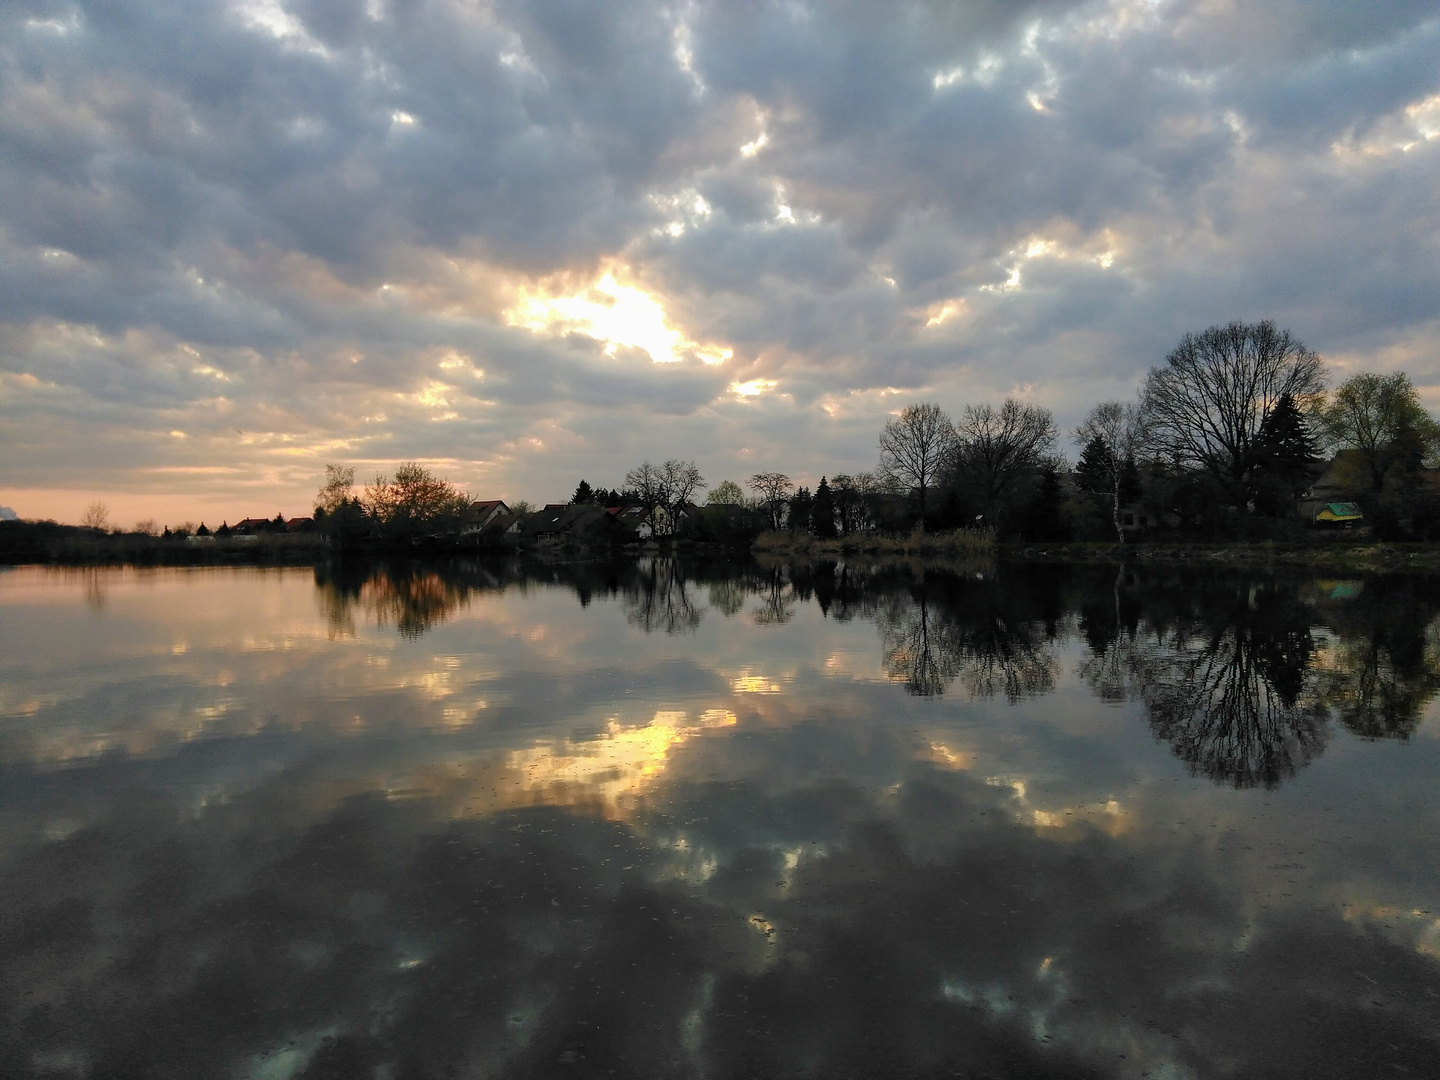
<box><xmin>725</xmin><ymin>320</ymin><xmax>1440</xmax><ymax>543</ymax></box>
<box><xmin>312</xmin><ymin>320</ymin><xmax>1440</xmax><ymax>546</ymax></box>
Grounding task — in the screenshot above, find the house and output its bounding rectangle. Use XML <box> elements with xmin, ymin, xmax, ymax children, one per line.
<box><xmin>506</xmin><ymin>504</ymin><xmax>637</xmax><ymax>546</ymax></box>
<box><xmin>1296</xmin><ymin>455</ymin><xmax>1366</xmax><ymax>526</ymax></box>
<box><xmin>608</xmin><ymin>505</ymin><xmax>653</xmax><ymax>539</ymax></box>
<box><xmin>465</xmin><ymin>500</ymin><xmax>511</xmax><ymax>532</ymax></box>
<box><xmin>230</xmin><ymin>516</ymin><xmax>313</xmax><ymax>534</ymax></box>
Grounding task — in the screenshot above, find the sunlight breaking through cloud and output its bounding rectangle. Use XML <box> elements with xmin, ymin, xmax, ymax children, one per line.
<box><xmin>505</xmin><ymin>270</ymin><xmax>731</xmax><ymax>365</ymax></box>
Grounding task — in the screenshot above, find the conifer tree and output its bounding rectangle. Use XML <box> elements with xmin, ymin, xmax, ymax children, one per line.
<box><xmin>1254</xmin><ymin>392</ymin><xmax>1319</xmax><ymax>501</ymax></box>
<box><xmin>812</xmin><ymin>477</ymin><xmax>838</xmax><ymax>538</ymax></box>
<box><xmin>789</xmin><ymin>486</ymin><xmax>814</xmax><ymax>532</ymax></box>
<box><xmin>1075</xmin><ymin>437</ymin><xmax>1110</xmax><ymax>495</ymax></box>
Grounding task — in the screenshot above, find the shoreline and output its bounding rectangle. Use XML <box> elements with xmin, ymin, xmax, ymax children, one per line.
<box><xmin>7</xmin><ymin>522</ymin><xmax>1440</xmax><ymax>575</ymax></box>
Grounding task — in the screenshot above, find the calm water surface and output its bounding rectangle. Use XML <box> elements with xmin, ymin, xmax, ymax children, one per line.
<box><xmin>2</xmin><ymin>559</ymin><xmax>1438</xmax><ymax>1079</ymax></box>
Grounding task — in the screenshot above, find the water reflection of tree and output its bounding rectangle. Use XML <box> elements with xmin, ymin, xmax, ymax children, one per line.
<box><xmin>1078</xmin><ymin>573</ymin><xmax>1325</xmax><ymax>788</ymax></box>
<box><xmin>1074</xmin><ymin>568</ymin><xmax>1440</xmax><ymax>787</ymax></box>
<box><xmin>624</xmin><ymin>558</ymin><xmax>702</xmax><ymax>635</ymax></box>
<box><xmin>1138</xmin><ymin>590</ymin><xmax>1328</xmax><ymax>789</ymax></box>
<box><xmin>876</xmin><ymin>571</ymin><xmax>1059</xmax><ymax>700</ymax></box>
<box><xmin>707</xmin><ymin>578</ymin><xmax>747</xmax><ymax>617</ymax></box>
<box><xmin>1316</xmin><ymin>578</ymin><xmax>1440</xmax><ymax>739</ymax></box>
<box><xmin>316</xmin><ymin>563</ymin><xmax>477</xmax><ymax>639</ymax></box>
<box><xmin>751</xmin><ymin>565</ymin><xmax>797</xmax><ymax>626</ymax></box>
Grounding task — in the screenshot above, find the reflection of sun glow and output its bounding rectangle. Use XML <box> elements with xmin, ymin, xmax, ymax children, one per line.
<box><xmin>1342</xmin><ymin>902</ymin><xmax>1440</xmax><ymax>959</ymax></box>
<box><xmin>731</xmin><ymin>672</ymin><xmax>782</xmax><ymax>693</ymax></box>
<box><xmin>506</xmin><ymin>270</ymin><xmax>731</xmax><ymax>365</ymax></box>
<box><xmin>505</xmin><ymin>708</ymin><xmax>737</xmax><ymax>808</ymax></box>
<box><xmin>988</xmin><ymin>775</ymin><xmax>1130</xmax><ymax>835</ymax></box>
<box><xmin>928</xmin><ymin>741</ymin><xmax>975</xmax><ymax>770</ymax></box>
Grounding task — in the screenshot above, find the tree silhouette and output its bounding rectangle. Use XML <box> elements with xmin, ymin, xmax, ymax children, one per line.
<box><xmin>1141</xmin><ymin>320</ymin><xmax>1326</xmax><ymax>506</ymax></box>
<box><xmin>878</xmin><ymin>402</ymin><xmax>957</xmax><ymax>524</ymax></box>
<box><xmin>748</xmin><ymin>473</ymin><xmax>794</xmax><ymax>530</ymax></box>
<box><xmin>812</xmin><ymin>477</ymin><xmax>838</xmax><ymax>538</ymax></box>
<box><xmin>1252</xmin><ymin>392</ymin><xmax>1319</xmax><ymax>504</ymax></box>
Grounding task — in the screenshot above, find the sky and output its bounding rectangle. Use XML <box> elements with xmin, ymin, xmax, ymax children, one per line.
<box><xmin>2</xmin><ymin>0</ymin><xmax>1439</xmax><ymax>526</ymax></box>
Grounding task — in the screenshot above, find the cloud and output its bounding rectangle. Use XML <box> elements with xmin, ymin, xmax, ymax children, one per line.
<box><xmin>3</xmin><ymin>0</ymin><xmax>1440</xmax><ymax>515</ymax></box>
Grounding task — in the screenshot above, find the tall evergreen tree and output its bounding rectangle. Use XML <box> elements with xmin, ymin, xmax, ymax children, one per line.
<box><xmin>571</xmin><ymin>479</ymin><xmax>595</xmax><ymax>504</ymax></box>
<box><xmin>1074</xmin><ymin>436</ymin><xmax>1111</xmax><ymax>495</ymax></box>
<box><xmin>1254</xmin><ymin>392</ymin><xmax>1319</xmax><ymax>504</ymax></box>
<box><xmin>812</xmin><ymin>477</ymin><xmax>838</xmax><ymax>538</ymax></box>
<box><xmin>1023</xmin><ymin>465</ymin><xmax>1068</xmax><ymax>542</ymax></box>
<box><xmin>789</xmin><ymin>486</ymin><xmax>814</xmax><ymax>532</ymax></box>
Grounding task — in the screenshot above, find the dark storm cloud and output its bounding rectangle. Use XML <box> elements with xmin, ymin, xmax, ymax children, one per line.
<box><xmin>3</xmin><ymin>0</ymin><xmax>1440</xmax><ymax>510</ymax></box>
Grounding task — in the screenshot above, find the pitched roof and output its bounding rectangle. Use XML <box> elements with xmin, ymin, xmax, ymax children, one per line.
<box><xmin>1316</xmin><ymin>501</ymin><xmax>1363</xmax><ymax>521</ymax></box>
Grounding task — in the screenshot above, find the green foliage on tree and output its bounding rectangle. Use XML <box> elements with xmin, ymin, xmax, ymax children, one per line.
<box><xmin>1322</xmin><ymin>372</ymin><xmax>1440</xmax><ymax>493</ymax></box>
<box><xmin>706</xmin><ymin>479</ymin><xmax>745</xmax><ymax>506</ymax></box>
<box><xmin>571</xmin><ymin>479</ymin><xmax>595</xmax><ymax>504</ymax></box>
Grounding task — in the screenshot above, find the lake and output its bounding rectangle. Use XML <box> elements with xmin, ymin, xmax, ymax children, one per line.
<box><xmin>2</xmin><ymin>558</ymin><xmax>1438</xmax><ymax>1079</ymax></box>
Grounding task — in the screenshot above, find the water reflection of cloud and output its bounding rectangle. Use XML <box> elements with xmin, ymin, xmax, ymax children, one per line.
<box><xmin>506</xmin><ymin>708</ymin><xmax>738</xmax><ymax>812</ymax></box>
<box><xmin>2</xmin><ymin>563</ymin><xmax>1440</xmax><ymax>1077</ymax></box>
<box><xmin>6</xmin><ymin>749</ymin><xmax>1419</xmax><ymax>1080</ymax></box>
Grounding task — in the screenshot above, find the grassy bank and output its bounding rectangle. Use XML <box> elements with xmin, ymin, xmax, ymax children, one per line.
<box><xmin>753</xmin><ymin>526</ymin><xmax>996</xmax><ymax>559</ymax></box>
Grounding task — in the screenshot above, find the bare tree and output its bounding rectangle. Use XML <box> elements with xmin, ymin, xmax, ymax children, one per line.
<box><xmin>623</xmin><ymin>460</ymin><xmax>702</xmax><ymax>536</ymax></box>
<box><xmin>878</xmin><ymin>403</ymin><xmax>957</xmax><ymax>525</ymax></box>
<box><xmin>953</xmin><ymin>399</ymin><xmax>1057</xmax><ymax>520</ymax></box>
<box><xmin>1073</xmin><ymin>400</ymin><xmax>1143</xmax><ymax>544</ymax></box>
<box><xmin>80</xmin><ymin>501</ymin><xmax>109</xmax><ymax>531</ymax></box>
<box><xmin>316</xmin><ymin>464</ymin><xmax>356</xmax><ymax>514</ymax></box>
<box><xmin>749</xmin><ymin>472</ymin><xmax>794</xmax><ymax>530</ymax></box>
<box><xmin>661</xmin><ymin>459</ymin><xmax>705</xmax><ymax>533</ymax></box>
<box><xmin>1141</xmin><ymin>320</ymin><xmax>1326</xmax><ymax>505</ymax></box>
<box><xmin>625</xmin><ymin>461</ymin><xmax>667</xmax><ymax>537</ymax></box>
